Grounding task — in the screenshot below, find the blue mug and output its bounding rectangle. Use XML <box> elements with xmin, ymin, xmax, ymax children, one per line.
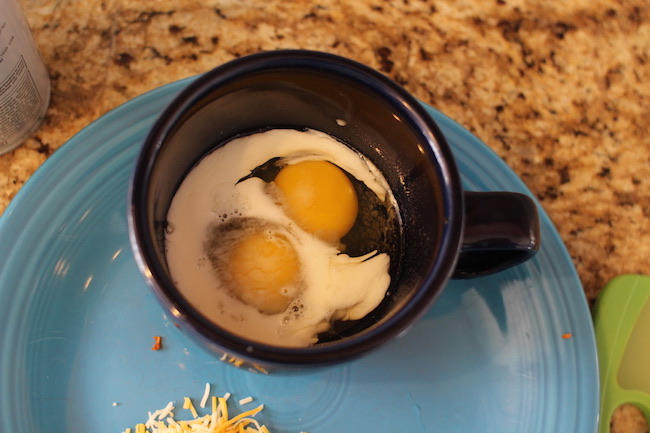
<box><xmin>129</xmin><ymin>50</ymin><xmax>540</xmax><ymax>371</ymax></box>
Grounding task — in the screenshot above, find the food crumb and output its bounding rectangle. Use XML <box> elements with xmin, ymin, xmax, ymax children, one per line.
<box><xmin>562</xmin><ymin>333</ymin><xmax>573</xmax><ymax>339</ymax></box>
<box><xmin>151</xmin><ymin>336</ymin><xmax>162</xmax><ymax>350</ymax></box>
<box><xmin>112</xmin><ymin>402</ymin><xmax>119</xmax><ymax>406</ymax></box>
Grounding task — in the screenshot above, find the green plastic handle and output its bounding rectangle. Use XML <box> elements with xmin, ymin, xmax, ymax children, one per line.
<box><xmin>593</xmin><ymin>274</ymin><xmax>650</xmax><ymax>433</ymax></box>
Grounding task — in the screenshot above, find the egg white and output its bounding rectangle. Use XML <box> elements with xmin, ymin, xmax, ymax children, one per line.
<box><xmin>165</xmin><ymin>129</ymin><xmax>393</xmax><ymax>347</ymax></box>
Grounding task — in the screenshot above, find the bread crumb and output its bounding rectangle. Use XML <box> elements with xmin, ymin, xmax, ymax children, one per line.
<box><xmin>151</xmin><ymin>336</ymin><xmax>162</xmax><ymax>351</ymax></box>
<box><xmin>611</xmin><ymin>404</ymin><xmax>648</xmax><ymax>433</ymax></box>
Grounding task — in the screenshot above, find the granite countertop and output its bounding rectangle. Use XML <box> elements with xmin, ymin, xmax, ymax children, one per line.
<box><xmin>3</xmin><ymin>0</ymin><xmax>649</xmax><ymax>431</ymax></box>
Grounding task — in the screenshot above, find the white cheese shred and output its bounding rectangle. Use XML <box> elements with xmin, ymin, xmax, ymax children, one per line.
<box><xmin>238</xmin><ymin>396</ymin><xmax>254</xmax><ymax>405</ymax></box>
<box><xmin>200</xmin><ymin>383</ymin><xmax>211</xmax><ymax>408</ymax></box>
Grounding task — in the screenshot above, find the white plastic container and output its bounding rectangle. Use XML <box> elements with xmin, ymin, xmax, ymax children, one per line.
<box><xmin>0</xmin><ymin>0</ymin><xmax>51</xmax><ymax>154</ymax></box>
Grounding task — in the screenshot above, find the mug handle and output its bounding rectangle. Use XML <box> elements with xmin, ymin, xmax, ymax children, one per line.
<box><xmin>452</xmin><ymin>191</ymin><xmax>541</xmax><ymax>279</ymax></box>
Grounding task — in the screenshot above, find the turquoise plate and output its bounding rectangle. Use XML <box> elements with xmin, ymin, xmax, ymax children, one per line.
<box><xmin>0</xmin><ymin>77</ymin><xmax>598</xmax><ymax>433</ymax></box>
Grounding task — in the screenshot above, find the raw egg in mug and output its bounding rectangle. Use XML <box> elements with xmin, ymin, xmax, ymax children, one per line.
<box><xmin>165</xmin><ymin>128</ymin><xmax>400</xmax><ymax>348</ymax></box>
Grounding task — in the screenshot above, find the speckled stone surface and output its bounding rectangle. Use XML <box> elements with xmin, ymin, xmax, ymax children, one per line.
<box><xmin>3</xmin><ymin>0</ymin><xmax>650</xmax><ymax>430</ymax></box>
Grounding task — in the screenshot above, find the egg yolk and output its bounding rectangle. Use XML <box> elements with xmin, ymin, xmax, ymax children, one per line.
<box><xmin>226</xmin><ymin>231</ymin><xmax>300</xmax><ymax>314</ymax></box>
<box><xmin>273</xmin><ymin>160</ymin><xmax>358</xmax><ymax>243</ymax></box>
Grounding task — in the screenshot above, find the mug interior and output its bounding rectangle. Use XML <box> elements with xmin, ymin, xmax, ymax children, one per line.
<box><xmin>130</xmin><ymin>51</ymin><xmax>463</xmax><ymax>367</ymax></box>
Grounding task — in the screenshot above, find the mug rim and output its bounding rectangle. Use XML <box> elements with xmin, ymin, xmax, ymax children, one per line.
<box><xmin>128</xmin><ymin>49</ymin><xmax>464</xmax><ymax>368</ymax></box>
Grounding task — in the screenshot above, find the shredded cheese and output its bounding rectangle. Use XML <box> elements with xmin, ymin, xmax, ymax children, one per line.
<box><xmin>252</xmin><ymin>364</ymin><xmax>269</xmax><ymax>374</ymax></box>
<box><xmin>200</xmin><ymin>383</ymin><xmax>211</xmax><ymax>408</ymax></box>
<box><xmin>183</xmin><ymin>397</ymin><xmax>199</xmax><ymax>419</ymax></box>
<box><xmin>238</xmin><ymin>397</ymin><xmax>253</xmax><ymax>405</ymax></box>
<box><xmin>121</xmin><ymin>387</ymin><xmax>274</xmax><ymax>433</ymax></box>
